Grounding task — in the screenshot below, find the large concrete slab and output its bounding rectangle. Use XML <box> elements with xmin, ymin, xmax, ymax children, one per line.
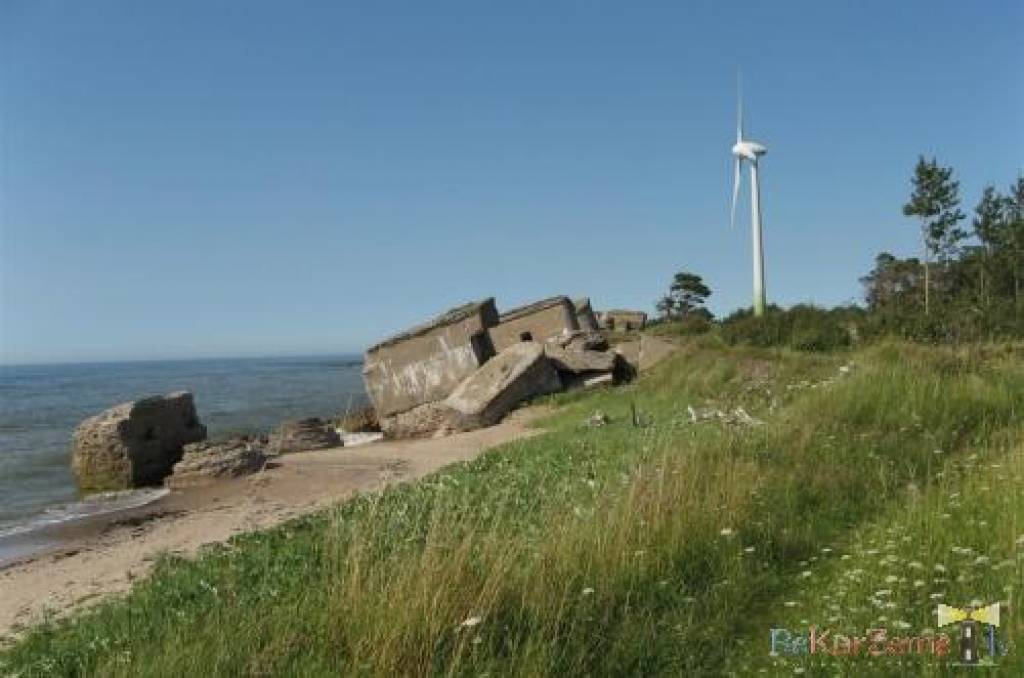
<box><xmin>445</xmin><ymin>342</ymin><xmax>561</xmax><ymax>431</ymax></box>
<box><xmin>362</xmin><ymin>299</ymin><xmax>499</xmax><ymax>418</ymax></box>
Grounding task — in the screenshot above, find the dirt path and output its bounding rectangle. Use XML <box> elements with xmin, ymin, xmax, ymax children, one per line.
<box><xmin>0</xmin><ymin>407</ymin><xmax>546</xmax><ymax>640</ymax></box>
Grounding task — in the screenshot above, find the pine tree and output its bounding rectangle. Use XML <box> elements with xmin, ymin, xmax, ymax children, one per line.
<box><xmin>902</xmin><ymin>157</ymin><xmax>966</xmax><ymax>314</ymax></box>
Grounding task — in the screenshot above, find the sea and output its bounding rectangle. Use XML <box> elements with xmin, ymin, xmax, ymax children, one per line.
<box><xmin>0</xmin><ymin>355</ymin><xmax>367</xmax><ymax>551</ymax></box>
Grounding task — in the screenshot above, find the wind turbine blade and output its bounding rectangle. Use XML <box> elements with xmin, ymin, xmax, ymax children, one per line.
<box><xmin>736</xmin><ymin>70</ymin><xmax>743</xmax><ymax>142</ymax></box>
<box><xmin>730</xmin><ymin>158</ymin><xmax>741</xmax><ymax>229</ymax></box>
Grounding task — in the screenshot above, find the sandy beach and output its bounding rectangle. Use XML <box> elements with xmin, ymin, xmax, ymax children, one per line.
<box><xmin>0</xmin><ymin>407</ymin><xmax>545</xmax><ymax>641</ymax></box>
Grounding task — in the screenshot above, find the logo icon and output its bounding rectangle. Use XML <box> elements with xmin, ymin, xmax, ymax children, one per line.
<box><xmin>937</xmin><ymin>603</ymin><xmax>1000</xmax><ymax>665</ymax></box>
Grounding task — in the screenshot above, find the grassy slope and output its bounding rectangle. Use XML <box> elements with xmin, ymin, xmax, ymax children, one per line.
<box><xmin>1</xmin><ymin>341</ymin><xmax>1022</xmax><ymax>677</ymax></box>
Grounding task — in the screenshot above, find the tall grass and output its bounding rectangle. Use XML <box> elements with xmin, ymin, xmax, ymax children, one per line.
<box><xmin>1</xmin><ymin>341</ymin><xmax>1021</xmax><ymax>676</ymax></box>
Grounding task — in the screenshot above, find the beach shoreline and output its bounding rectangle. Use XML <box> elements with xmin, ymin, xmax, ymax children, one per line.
<box><xmin>0</xmin><ymin>406</ymin><xmax>546</xmax><ymax>642</ymax></box>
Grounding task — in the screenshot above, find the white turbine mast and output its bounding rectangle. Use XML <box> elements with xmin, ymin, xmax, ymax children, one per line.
<box><xmin>730</xmin><ymin>77</ymin><xmax>768</xmax><ymax>316</ymax></box>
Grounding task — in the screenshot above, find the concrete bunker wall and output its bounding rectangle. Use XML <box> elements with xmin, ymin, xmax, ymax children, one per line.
<box><xmin>572</xmin><ymin>297</ymin><xmax>599</xmax><ymax>332</ymax></box>
<box><xmin>362</xmin><ymin>300</ymin><xmax>498</xmax><ymax>418</ymax></box>
<box><xmin>489</xmin><ymin>297</ymin><xmax>579</xmax><ymax>352</ymax></box>
<box><xmin>604</xmin><ymin>310</ymin><xmax>648</xmax><ymax>331</ymax></box>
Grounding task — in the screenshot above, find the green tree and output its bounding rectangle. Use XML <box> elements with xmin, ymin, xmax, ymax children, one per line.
<box><xmin>669</xmin><ymin>272</ymin><xmax>712</xmax><ymax>318</ymax></box>
<box><xmin>655</xmin><ymin>295</ymin><xmax>677</xmax><ymax>320</ymax></box>
<box><xmin>1008</xmin><ymin>177</ymin><xmax>1024</xmax><ymax>315</ymax></box>
<box><xmin>860</xmin><ymin>251</ymin><xmax>924</xmax><ymax>314</ymax></box>
<box><xmin>972</xmin><ymin>185</ymin><xmax>1010</xmax><ymax>306</ymax></box>
<box><xmin>902</xmin><ymin>157</ymin><xmax>966</xmax><ymax>314</ymax></box>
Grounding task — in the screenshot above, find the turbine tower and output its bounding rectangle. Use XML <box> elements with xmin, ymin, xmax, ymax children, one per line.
<box><xmin>730</xmin><ymin>84</ymin><xmax>768</xmax><ymax>316</ymax></box>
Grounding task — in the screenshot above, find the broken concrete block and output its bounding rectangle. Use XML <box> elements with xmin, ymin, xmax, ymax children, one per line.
<box><xmin>166</xmin><ymin>437</ymin><xmax>267</xmax><ymax>489</ymax></box>
<box><xmin>572</xmin><ymin>297</ymin><xmax>600</xmax><ymax>332</ymax></box>
<box><xmin>444</xmin><ymin>342</ymin><xmax>562</xmax><ymax>431</ymax></box>
<box><xmin>543</xmin><ymin>345</ymin><xmax>618</xmax><ymax>374</ymax></box>
<box><xmin>489</xmin><ymin>296</ymin><xmax>579</xmax><ymax>352</ymax></box>
<box><xmin>380</xmin><ymin>401</ymin><xmax>452</xmax><ymax>438</ymax></box>
<box><xmin>72</xmin><ymin>392</ymin><xmax>207</xmax><ymax>491</ymax></box>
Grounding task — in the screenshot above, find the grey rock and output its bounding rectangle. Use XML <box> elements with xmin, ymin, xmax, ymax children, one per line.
<box><xmin>166</xmin><ymin>437</ymin><xmax>267</xmax><ymax>489</ymax></box>
<box><xmin>71</xmin><ymin>392</ymin><xmax>207</xmax><ymax>492</ymax></box>
<box><xmin>267</xmin><ymin>418</ymin><xmax>342</xmax><ymax>455</ymax></box>
<box><xmin>380</xmin><ymin>401</ymin><xmax>453</xmax><ymax>439</ymax></box>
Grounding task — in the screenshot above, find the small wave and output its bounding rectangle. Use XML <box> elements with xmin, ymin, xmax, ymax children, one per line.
<box><xmin>0</xmin><ymin>487</ymin><xmax>170</xmax><ymax>540</ymax></box>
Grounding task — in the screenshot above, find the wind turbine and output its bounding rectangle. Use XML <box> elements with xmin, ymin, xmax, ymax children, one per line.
<box><xmin>730</xmin><ymin>83</ymin><xmax>768</xmax><ymax>316</ymax></box>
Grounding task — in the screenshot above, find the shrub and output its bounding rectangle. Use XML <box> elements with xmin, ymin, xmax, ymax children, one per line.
<box><xmin>719</xmin><ymin>305</ymin><xmax>859</xmax><ymax>352</ymax></box>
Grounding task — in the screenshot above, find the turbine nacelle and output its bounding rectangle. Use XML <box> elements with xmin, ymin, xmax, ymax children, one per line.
<box><xmin>732</xmin><ymin>140</ymin><xmax>767</xmax><ymax>161</ymax></box>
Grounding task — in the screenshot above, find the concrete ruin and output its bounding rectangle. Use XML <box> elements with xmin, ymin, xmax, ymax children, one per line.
<box><xmin>602</xmin><ymin>309</ymin><xmax>648</xmax><ymax>332</ymax></box>
<box><xmin>445</xmin><ymin>342</ymin><xmax>562</xmax><ymax>431</ymax></box>
<box><xmin>489</xmin><ymin>296</ymin><xmax>579</xmax><ymax>351</ymax></box>
<box><xmin>361</xmin><ymin>293</ymin><xmax>647</xmax><ymax>438</ymax></box>
<box><xmin>362</xmin><ymin>299</ymin><xmax>499</xmax><ymax>432</ymax></box>
<box><xmin>572</xmin><ymin>297</ymin><xmax>600</xmax><ymax>331</ymax></box>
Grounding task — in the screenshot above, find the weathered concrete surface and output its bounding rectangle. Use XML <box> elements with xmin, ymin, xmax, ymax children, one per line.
<box><xmin>445</xmin><ymin>342</ymin><xmax>561</xmax><ymax>431</ymax></box>
<box><xmin>489</xmin><ymin>296</ymin><xmax>579</xmax><ymax>352</ymax></box>
<box><xmin>380</xmin><ymin>401</ymin><xmax>452</xmax><ymax>438</ymax></box>
<box><xmin>552</xmin><ymin>329</ymin><xmax>609</xmax><ymax>352</ymax></box>
<box><xmin>572</xmin><ymin>297</ymin><xmax>600</xmax><ymax>332</ymax></box>
<box><xmin>363</xmin><ymin>299</ymin><xmax>499</xmax><ymax>418</ymax></box>
<box><xmin>543</xmin><ymin>345</ymin><xmax>618</xmax><ymax>374</ymax></box>
<box><xmin>603</xmin><ymin>309</ymin><xmax>648</xmax><ymax>331</ymax></box>
<box><xmin>267</xmin><ymin>418</ymin><xmax>341</xmax><ymax>455</ymax></box>
<box><xmin>610</xmin><ymin>336</ymin><xmax>678</xmax><ymax>377</ymax></box>
<box><xmin>639</xmin><ymin>335</ymin><xmax>679</xmax><ymax>371</ymax></box>
<box><xmin>166</xmin><ymin>438</ymin><xmax>267</xmax><ymax>489</ymax></box>
<box><xmin>71</xmin><ymin>392</ymin><xmax>207</xmax><ymax>491</ymax></box>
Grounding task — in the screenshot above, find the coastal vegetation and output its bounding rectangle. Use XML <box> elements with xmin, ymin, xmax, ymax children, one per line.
<box><xmin>2</xmin><ymin>339</ymin><xmax>1021</xmax><ymax>676</ymax></box>
<box><xmin>655</xmin><ymin>160</ymin><xmax>1024</xmax><ymax>349</ymax></box>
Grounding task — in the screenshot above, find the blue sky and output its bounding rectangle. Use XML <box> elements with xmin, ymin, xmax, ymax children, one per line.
<box><xmin>2</xmin><ymin>1</ymin><xmax>1022</xmax><ymax>364</ymax></box>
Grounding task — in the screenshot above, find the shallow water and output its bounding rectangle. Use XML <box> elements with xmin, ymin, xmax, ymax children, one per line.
<box><xmin>0</xmin><ymin>355</ymin><xmax>366</xmax><ymax>538</ymax></box>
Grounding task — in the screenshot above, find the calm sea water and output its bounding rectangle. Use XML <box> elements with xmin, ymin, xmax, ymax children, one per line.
<box><xmin>0</xmin><ymin>355</ymin><xmax>366</xmax><ymax>537</ymax></box>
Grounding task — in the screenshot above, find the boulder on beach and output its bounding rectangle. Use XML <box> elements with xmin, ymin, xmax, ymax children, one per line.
<box><xmin>267</xmin><ymin>418</ymin><xmax>342</xmax><ymax>455</ymax></box>
<box><xmin>166</xmin><ymin>437</ymin><xmax>267</xmax><ymax>489</ymax></box>
<box><xmin>380</xmin><ymin>401</ymin><xmax>452</xmax><ymax>439</ymax></box>
<box><xmin>444</xmin><ymin>342</ymin><xmax>561</xmax><ymax>432</ymax></box>
<box><xmin>71</xmin><ymin>392</ymin><xmax>207</xmax><ymax>492</ymax></box>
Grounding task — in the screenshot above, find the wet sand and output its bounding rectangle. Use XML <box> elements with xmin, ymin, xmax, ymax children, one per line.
<box><xmin>0</xmin><ymin>407</ymin><xmax>545</xmax><ymax>641</ymax></box>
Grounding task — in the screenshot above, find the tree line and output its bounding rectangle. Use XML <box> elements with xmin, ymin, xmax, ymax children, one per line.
<box><xmin>653</xmin><ymin>157</ymin><xmax>1024</xmax><ymax>346</ymax></box>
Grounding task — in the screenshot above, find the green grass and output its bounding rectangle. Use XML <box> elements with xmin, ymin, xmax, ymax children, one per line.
<box><xmin>1</xmin><ymin>341</ymin><xmax>1022</xmax><ymax>676</ymax></box>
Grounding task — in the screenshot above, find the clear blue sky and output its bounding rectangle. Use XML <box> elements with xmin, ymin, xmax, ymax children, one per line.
<box><xmin>2</xmin><ymin>1</ymin><xmax>1022</xmax><ymax>364</ymax></box>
